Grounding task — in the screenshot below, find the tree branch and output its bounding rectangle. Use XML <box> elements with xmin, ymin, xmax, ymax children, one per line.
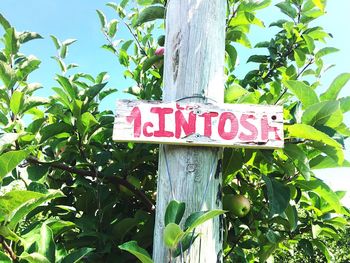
<box><xmin>26</xmin><ymin>156</ymin><xmax>155</xmax><ymax>213</ymax></box>
<box><xmin>0</xmin><ymin>235</ymin><xmax>16</xmax><ymax>261</ymax></box>
<box><xmin>274</xmin><ymin>58</ymin><xmax>314</xmax><ymax>105</ymax></box>
<box><xmin>223</xmin><ymin>206</ymin><xmax>264</xmax><ymax>260</ymax></box>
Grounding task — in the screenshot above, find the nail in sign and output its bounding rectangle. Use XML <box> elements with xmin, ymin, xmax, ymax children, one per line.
<box><xmin>113</xmin><ymin>100</ymin><xmax>284</xmax><ymax>149</ymax></box>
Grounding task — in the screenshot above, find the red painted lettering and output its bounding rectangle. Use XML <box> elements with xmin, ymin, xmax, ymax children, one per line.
<box><xmin>126</xmin><ymin>106</ymin><xmax>141</xmax><ymax>137</ymax></box>
<box><xmin>239</xmin><ymin>114</ymin><xmax>258</xmax><ymax>141</ymax></box>
<box><xmin>175</xmin><ymin>110</ymin><xmax>196</xmax><ymax>138</ymax></box>
<box><xmin>218</xmin><ymin>112</ymin><xmax>238</xmax><ymax>140</ymax></box>
<box><xmin>143</xmin><ymin>122</ymin><xmax>154</xmax><ymax>137</ymax></box>
<box><xmin>261</xmin><ymin>115</ymin><xmax>281</xmax><ymax>141</ymax></box>
<box><xmin>199</xmin><ymin>112</ymin><xmax>219</xmax><ymax>137</ymax></box>
<box><xmin>150</xmin><ymin>107</ymin><xmax>174</xmax><ymax>137</ymax></box>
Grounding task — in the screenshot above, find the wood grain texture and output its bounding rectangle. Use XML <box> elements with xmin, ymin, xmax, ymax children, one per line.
<box><xmin>113</xmin><ymin>100</ymin><xmax>284</xmax><ymax>149</ymax></box>
<box><xmin>152</xmin><ymin>0</ymin><xmax>226</xmax><ymax>262</ymax></box>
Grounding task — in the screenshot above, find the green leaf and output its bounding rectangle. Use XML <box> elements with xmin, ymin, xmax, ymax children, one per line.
<box><xmin>263</xmin><ymin>175</ymin><xmax>290</xmax><ymax>216</ymax></box>
<box><xmin>40</xmin><ymin>122</ymin><xmax>73</xmax><ymax>142</ymax></box>
<box><xmin>0</xmin><ymin>190</ymin><xmax>42</xmax><ymax>222</ymax></box>
<box><xmin>96</xmin><ymin>10</ymin><xmax>107</xmax><ymax>28</ymax></box>
<box><xmin>0</xmin><ymin>251</ymin><xmax>11</xmax><ymax>263</ymax></box>
<box><xmin>238</xmin><ymin>0</ymin><xmax>271</xmax><ymax>11</ymax></box>
<box><xmin>81</xmin><ymin>112</ymin><xmax>98</xmax><ymax>129</ymax></box>
<box><xmin>96</xmin><ymin>72</ymin><xmax>108</xmax><ymax>83</ymax></box>
<box><xmin>16</xmin><ymin>55</ymin><xmax>41</xmax><ymax>80</ymax></box>
<box><xmin>0</xmin><ymin>225</ymin><xmax>21</xmax><ymax>241</ymax></box>
<box><xmin>20</xmin><ymin>252</ymin><xmax>50</xmax><ymax>263</ymax></box>
<box><xmin>284</xmin><ymin>144</ymin><xmax>310</xmax><ymax>180</ymax></box>
<box><xmin>119</xmin><ymin>241</ymin><xmax>154</xmax><ymax>263</ymax></box>
<box><xmin>10</xmin><ymin>90</ymin><xmax>24</xmax><ymax>115</ymax></box>
<box><xmin>225</xmin><ymin>44</ymin><xmax>237</xmax><ymax>69</ymax></box>
<box><xmin>294</xmin><ymin>49</ymin><xmax>306</xmax><ymax>68</ymax></box>
<box><xmin>4</xmin><ymin>28</ymin><xmax>19</xmax><ymax>56</ymax></box>
<box><xmin>0</xmin><ymin>150</ymin><xmax>29</xmax><ymax>181</ymax></box>
<box><xmin>303</xmin><ymin>35</ymin><xmax>315</xmax><ymax>53</ymax></box>
<box><xmin>310</xmin><ymin>156</ymin><xmax>350</xmax><ymax>169</ymax></box>
<box><xmin>0</xmin><ymin>111</ymin><xmax>8</xmax><ymax>125</ymax></box>
<box><xmin>315</xmin><ymin>47</ymin><xmax>339</xmax><ymax>60</ymax></box>
<box><xmin>120</xmin><ymin>0</ymin><xmax>130</xmax><ymax>8</ymax></box>
<box><xmin>50</xmin><ymin>35</ymin><xmax>61</xmax><ymax>49</ymax></box>
<box><xmin>0</xmin><ymin>133</ymin><xmax>22</xmax><ymax>154</ymax></box>
<box><xmin>296</xmin><ymin>178</ymin><xmax>346</xmax><ymax>215</ymax></box>
<box><xmin>23</xmin><ymin>96</ymin><xmax>50</xmax><ymax>113</ymax></box>
<box><xmin>312</xmin><ymin>0</ymin><xmax>326</xmax><ymax>12</ymax></box>
<box><xmin>52</xmin><ymin>56</ymin><xmax>66</xmax><ymax>73</ymax></box>
<box><xmin>184</xmin><ymin>210</ymin><xmax>225</xmax><ymax>234</ymax></box>
<box><xmin>121</xmin><ymin>40</ymin><xmax>133</xmax><ymax>51</ymax></box>
<box><xmin>164</xmin><ymin>200</ymin><xmax>185</xmax><ymax>226</ymax></box>
<box><xmin>136</xmin><ymin>6</ymin><xmax>165</xmax><ymax>26</ymax></box>
<box><xmin>85</xmin><ymin>83</ymin><xmax>107</xmax><ymax>103</ymax></box>
<box><xmin>39</xmin><ymin>224</ymin><xmax>56</xmax><ymax>263</ymax></box>
<box><xmin>299</xmin><ymin>239</ymin><xmax>314</xmax><ymax>257</ymax></box>
<box><xmin>60</xmin><ymin>44</ymin><xmax>67</xmax><ymax>59</ymax></box>
<box><xmin>284</xmin><ymin>204</ymin><xmax>298</xmax><ymax>231</ymax></box>
<box><xmin>339</xmin><ymin>96</ymin><xmax>350</xmax><ymax>113</ymax></box>
<box><xmin>226</xmin><ymin>30</ymin><xmax>251</xmax><ymax>48</ymax></box>
<box><xmin>309</xmin><ymin>141</ymin><xmax>344</xmax><ymax>165</ymax></box>
<box><xmin>230</xmin><ymin>11</ymin><xmax>264</xmax><ymax>28</ymax></box>
<box><xmin>52</xmin><ymin>87</ymin><xmax>70</xmax><ymax>107</ymax></box>
<box><xmin>47</xmin><ymin>219</ymin><xmax>76</xmax><ymax>237</ymax></box>
<box><xmin>301</xmin><ymin>100</ymin><xmax>340</xmax><ymax>126</ymax></box>
<box><xmin>283</xmin><ymin>80</ymin><xmax>319</xmax><ymax>108</ymax></box>
<box><xmin>269</xmin><ymin>19</ymin><xmax>288</xmax><ymax>28</ymax></box>
<box><xmin>0</xmin><ymin>14</ymin><xmax>11</xmax><ymax>30</ymax></box>
<box><xmin>224</xmin><ymin>83</ymin><xmax>248</xmax><ymax>103</ymax></box>
<box><xmin>113</xmin><ymin>218</ymin><xmax>138</xmax><ymax>242</ymax></box>
<box><xmin>108</xmin><ymin>19</ymin><xmax>118</xmax><ymax>38</ymax></box>
<box><xmin>18</xmin><ymin>31</ymin><xmax>43</xmax><ymax>43</ymax></box>
<box><xmin>247</xmin><ymin>55</ymin><xmax>269</xmax><ymax>63</ymax></box>
<box><xmin>172</xmin><ymin>233</ymin><xmax>199</xmax><ymax>257</ymax></box>
<box><xmin>136</xmin><ymin>0</ymin><xmax>153</xmax><ymax>5</ymax></box>
<box><xmin>0</xmin><ymin>60</ymin><xmax>16</xmax><ymax>88</ymax></box>
<box><xmin>320</xmin><ymin>73</ymin><xmax>350</xmax><ymax>101</ymax></box>
<box><xmin>276</xmin><ymin>2</ymin><xmax>297</xmax><ymax>18</ymax></box>
<box><xmin>142</xmin><ymin>55</ymin><xmax>163</xmax><ymax>71</ymax></box>
<box><xmin>286</xmin><ymin>124</ymin><xmax>343</xmax><ymax>149</ymax></box>
<box><xmin>8</xmin><ymin>190</ymin><xmax>64</xmax><ymax>228</ymax></box>
<box><xmin>56</xmin><ymin>75</ymin><xmax>76</xmax><ymax>99</ymax></box>
<box><xmin>62</xmin><ymin>39</ymin><xmax>77</xmax><ymax>46</ymax></box>
<box><xmin>312</xmin><ymin>240</ymin><xmax>333</xmax><ymax>262</ymax></box>
<box><xmin>61</xmin><ymin>248</ymin><xmax>93</xmax><ymax>263</ymax></box>
<box><xmin>163</xmin><ymin>223</ymin><xmax>184</xmax><ymax>249</ymax></box>
<box><xmin>259</xmin><ymin>243</ymin><xmax>279</xmax><ymax>262</ymax></box>
<box><xmin>118</xmin><ymin>49</ymin><xmax>129</xmax><ymax>66</ymax></box>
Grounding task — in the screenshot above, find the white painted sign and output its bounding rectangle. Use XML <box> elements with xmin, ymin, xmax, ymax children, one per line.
<box><xmin>113</xmin><ymin>100</ymin><xmax>284</xmax><ymax>148</ymax></box>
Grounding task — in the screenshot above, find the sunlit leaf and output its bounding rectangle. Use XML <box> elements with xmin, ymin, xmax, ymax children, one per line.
<box><xmin>119</xmin><ymin>241</ymin><xmax>154</xmax><ymax>263</ymax></box>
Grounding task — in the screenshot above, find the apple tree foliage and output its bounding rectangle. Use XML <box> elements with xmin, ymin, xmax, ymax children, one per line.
<box><xmin>0</xmin><ymin>0</ymin><xmax>350</xmax><ymax>262</ymax></box>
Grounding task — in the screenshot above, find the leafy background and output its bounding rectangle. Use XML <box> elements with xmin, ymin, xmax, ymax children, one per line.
<box><xmin>0</xmin><ymin>0</ymin><xmax>350</xmax><ymax>262</ymax></box>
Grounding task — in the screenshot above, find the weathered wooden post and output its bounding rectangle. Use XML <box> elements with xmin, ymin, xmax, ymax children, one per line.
<box><xmin>153</xmin><ymin>0</ymin><xmax>227</xmax><ymax>262</ymax></box>
<box><xmin>113</xmin><ymin>1</ymin><xmax>284</xmax><ymax>262</ymax></box>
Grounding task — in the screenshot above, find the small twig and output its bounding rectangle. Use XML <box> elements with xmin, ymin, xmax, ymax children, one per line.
<box><xmin>225</xmin><ymin>5</ymin><xmax>237</xmax><ymax>32</ymax></box>
<box><xmin>296</xmin><ymin>58</ymin><xmax>314</xmax><ymax>79</ymax></box>
<box><xmin>223</xmin><ymin>207</ymin><xmax>264</xmax><ymax>260</ymax></box>
<box><xmin>123</xmin><ymin>21</ymin><xmax>147</xmax><ymax>55</ymax></box>
<box><xmin>102</xmin><ymin>30</ymin><xmax>120</xmax><ymax>57</ymax></box>
<box><xmin>274</xmin><ymin>58</ymin><xmax>314</xmax><ymax>105</ymax></box>
<box><xmin>26</xmin><ymin>156</ymin><xmax>155</xmax><ymax>213</ymax></box>
<box><xmin>0</xmin><ymin>235</ymin><xmax>17</xmax><ymax>261</ymax></box>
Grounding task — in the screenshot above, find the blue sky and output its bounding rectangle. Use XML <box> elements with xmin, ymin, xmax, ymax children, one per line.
<box><xmin>0</xmin><ymin>1</ymin><xmax>349</xmax><ymax>203</ymax></box>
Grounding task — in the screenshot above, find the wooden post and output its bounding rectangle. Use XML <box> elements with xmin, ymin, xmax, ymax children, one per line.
<box><xmin>153</xmin><ymin>0</ymin><xmax>227</xmax><ymax>262</ymax></box>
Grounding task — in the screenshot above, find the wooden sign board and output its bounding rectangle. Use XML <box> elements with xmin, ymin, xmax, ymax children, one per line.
<box><xmin>113</xmin><ymin>100</ymin><xmax>284</xmax><ymax>149</ymax></box>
